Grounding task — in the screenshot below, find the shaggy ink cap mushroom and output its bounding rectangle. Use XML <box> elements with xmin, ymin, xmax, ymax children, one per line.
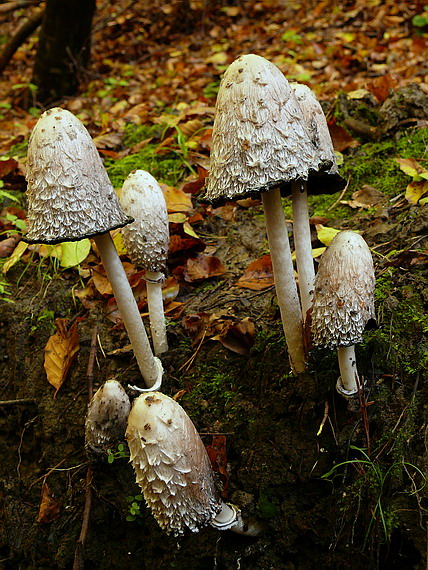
<box><xmin>311</xmin><ymin>230</ymin><xmax>376</xmax><ymax>396</ymax></box>
<box><xmin>120</xmin><ymin>170</ymin><xmax>170</xmax><ymax>355</ymax></box>
<box><xmin>24</xmin><ymin>107</ymin><xmax>132</xmax><ymax>245</ymax></box>
<box><xmin>85</xmin><ymin>380</ymin><xmax>131</xmax><ymax>458</ymax></box>
<box><xmin>126</xmin><ymin>392</ymin><xmax>262</xmax><ymax>536</ymax></box>
<box><xmin>23</xmin><ymin>108</ymin><xmax>162</xmax><ymax>390</ymax></box>
<box><xmin>202</xmin><ymin>54</ymin><xmax>322</xmax><ymax>204</ymax></box>
<box><xmin>126</xmin><ymin>392</ymin><xmax>222</xmax><ymax>535</ymax></box>
<box><xmin>202</xmin><ymin>54</ymin><xmax>319</xmax><ymax>374</ymax></box>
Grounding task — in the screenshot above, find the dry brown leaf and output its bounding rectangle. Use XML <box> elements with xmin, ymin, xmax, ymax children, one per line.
<box><xmin>36</xmin><ymin>481</ymin><xmax>61</xmax><ymax>524</ymax></box>
<box><xmin>213</xmin><ymin>317</ymin><xmax>256</xmax><ymax>356</ymax></box>
<box><xmin>44</xmin><ymin>319</ymin><xmax>80</xmax><ymax>397</ymax></box>
<box><xmin>237</xmin><ymin>255</ymin><xmax>274</xmax><ymax>290</ymax></box>
<box><xmin>183</xmin><ymin>253</ymin><xmax>226</xmax><ymax>282</ymax></box>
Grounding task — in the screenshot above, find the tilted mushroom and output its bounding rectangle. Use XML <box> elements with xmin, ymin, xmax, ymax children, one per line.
<box><xmin>85</xmin><ymin>380</ymin><xmax>131</xmax><ymax>458</ymax></box>
<box><xmin>120</xmin><ymin>170</ymin><xmax>170</xmax><ymax>356</ymax></box>
<box><xmin>202</xmin><ymin>54</ymin><xmax>324</xmax><ymax>374</ymax></box>
<box><xmin>23</xmin><ymin>107</ymin><xmax>162</xmax><ymax>390</ymax></box>
<box><xmin>311</xmin><ymin>231</ymin><xmax>376</xmax><ymax>396</ymax></box>
<box><xmin>290</xmin><ymin>83</ymin><xmax>345</xmax><ymax>320</ymax></box>
<box><xmin>126</xmin><ymin>392</ymin><xmax>261</xmax><ymax>536</ymax></box>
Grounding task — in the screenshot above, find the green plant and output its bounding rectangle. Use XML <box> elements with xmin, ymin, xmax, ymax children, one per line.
<box><xmin>412</xmin><ymin>7</ymin><xmax>428</xmax><ymax>28</ymax></box>
<box><xmin>126</xmin><ymin>493</ymin><xmax>144</xmax><ymax>522</ymax></box>
<box><xmin>107</xmin><ymin>443</ymin><xmax>128</xmax><ymax>464</ymax></box>
<box><xmin>322</xmin><ymin>446</ymin><xmax>426</xmax><ymax>548</ymax></box>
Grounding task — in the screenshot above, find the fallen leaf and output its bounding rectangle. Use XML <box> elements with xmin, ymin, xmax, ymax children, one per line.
<box><xmin>206</xmin><ymin>435</ymin><xmax>229</xmax><ymax>498</ymax></box>
<box><xmin>213</xmin><ymin>317</ymin><xmax>256</xmax><ymax>356</ymax></box>
<box><xmin>395</xmin><ymin>158</ymin><xmax>428</xmax><ymax>180</ymax></box>
<box><xmin>0</xmin><ymin>157</ymin><xmax>18</xmax><ymax>178</ymax></box>
<box><xmin>44</xmin><ymin>319</ymin><xmax>80</xmax><ymax>397</ymax></box>
<box><xmin>315</xmin><ymin>225</ymin><xmax>341</xmax><ymax>246</ymax></box>
<box><xmin>183</xmin><ymin>253</ymin><xmax>226</xmax><ymax>282</ymax></box>
<box><xmin>366</xmin><ymin>74</ymin><xmax>398</xmax><ymax>102</ymax></box>
<box><xmin>0</xmin><ymin>234</ymin><xmax>20</xmax><ymax>258</ymax></box>
<box><xmin>2</xmin><ymin>240</ymin><xmax>28</xmax><ymax>273</ymax></box>
<box><xmin>341</xmin><ymin>185</ymin><xmax>385</xmax><ymax>208</ymax></box>
<box><xmin>60</xmin><ymin>240</ymin><xmax>91</xmax><ymax>268</ymax></box>
<box><xmin>161</xmin><ymin>184</ymin><xmax>194</xmax><ymax>212</ymax></box>
<box><xmin>36</xmin><ymin>481</ymin><xmax>61</xmax><ymax>524</ymax></box>
<box><xmin>328</xmin><ymin>123</ymin><xmax>360</xmax><ymax>152</ymax></box>
<box><xmin>236</xmin><ymin>255</ymin><xmax>274</xmax><ymax>290</ymax></box>
<box><xmin>405</xmin><ymin>180</ymin><xmax>428</xmax><ymax>204</ymax></box>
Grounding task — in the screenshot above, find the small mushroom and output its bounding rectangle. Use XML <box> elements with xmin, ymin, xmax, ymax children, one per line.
<box><xmin>126</xmin><ymin>392</ymin><xmax>221</xmax><ymax>535</ymax></box>
<box><xmin>23</xmin><ymin>107</ymin><xmax>162</xmax><ymax>390</ymax></box>
<box><xmin>85</xmin><ymin>380</ymin><xmax>131</xmax><ymax>458</ymax></box>
<box><xmin>126</xmin><ymin>392</ymin><xmax>261</xmax><ymax>536</ymax></box>
<box><xmin>311</xmin><ymin>231</ymin><xmax>376</xmax><ymax>396</ymax></box>
<box><xmin>291</xmin><ymin>83</ymin><xmax>345</xmax><ymax>319</ymax></box>
<box><xmin>120</xmin><ymin>170</ymin><xmax>170</xmax><ymax>356</ymax></box>
<box><xmin>202</xmin><ymin>54</ymin><xmax>322</xmax><ymax>374</ymax></box>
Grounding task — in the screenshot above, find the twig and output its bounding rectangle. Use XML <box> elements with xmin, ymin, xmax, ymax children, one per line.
<box><xmin>73</xmin><ymin>326</ymin><xmax>98</xmax><ymax>570</ymax></box>
<box><xmin>178</xmin><ymin>328</ymin><xmax>207</xmax><ymax>373</ymax></box>
<box><xmin>0</xmin><ymin>398</ymin><xmax>36</xmax><ymax>406</ymax></box>
<box><xmin>327</xmin><ymin>176</ymin><xmax>350</xmax><ymax>211</ymax></box>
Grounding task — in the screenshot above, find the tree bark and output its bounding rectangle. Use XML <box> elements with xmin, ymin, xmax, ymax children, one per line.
<box><xmin>31</xmin><ymin>0</ymin><xmax>96</xmax><ymax>105</ymax></box>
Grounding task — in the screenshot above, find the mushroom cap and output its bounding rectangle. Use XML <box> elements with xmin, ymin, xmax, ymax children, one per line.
<box><xmin>126</xmin><ymin>392</ymin><xmax>221</xmax><ymax>535</ymax></box>
<box><xmin>291</xmin><ymin>83</ymin><xmax>345</xmax><ymax>192</ymax></box>
<box><xmin>23</xmin><ymin>107</ymin><xmax>132</xmax><ymax>245</ymax></box>
<box><xmin>202</xmin><ymin>54</ymin><xmax>328</xmax><ymax>205</ymax></box>
<box><xmin>85</xmin><ymin>380</ymin><xmax>131</xmax><ymax>456</ymax></box>
<box><xmin>120</xmin><ymin>170</ymin><xmax>169</xmax><ymax>274</ymax></box>
<box><xmin>311</xmin><ymin>231</ymin><xmax>376</xmax><ymax>348</ymax></box>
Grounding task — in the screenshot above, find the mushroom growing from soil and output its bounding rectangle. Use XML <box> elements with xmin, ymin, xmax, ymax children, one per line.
<box><xmin>85</xmin><ymin>380</ymin><xmax>131</xmax><ymax>458</ymax></box>
<box><xmin>120</xmin><ymin>170</ymin><xmax>170</xmax><ymax>356</ymax></box>
<box><xmin>126</xmin><ymin>392</ymin><xmax>261</xmax><ymax>536</ymax></box>
<box><xmin>311</xmin><ymin>231</ymin><xmax>376</xmax><ymax>396</ymax></box>
<box><xmin>202</xmin><ymin>54</ymin><xmax>325</xmax><ymax>374</ymax></box>
<box><xmin>23</xmin><ymin>107</ymin><xmax>162</xmax><ymax>390</ymax></box>
<box><xmin>290</xmin><ymin>83</ymin><xmax>346</xmax><ymax>320</ymax></box>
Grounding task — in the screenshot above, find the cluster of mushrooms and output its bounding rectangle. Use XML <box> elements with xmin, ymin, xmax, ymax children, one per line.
<box><xmin>22</xmin><ymin>53</ymin><xmax>375</xmax><ymax>536</ymax></box>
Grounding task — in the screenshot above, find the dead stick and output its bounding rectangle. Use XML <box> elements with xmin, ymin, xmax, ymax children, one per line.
<box><xmin>0</xmin><ymin>398</ymin><xmax>36</xmax><ymax>406</ymax></box>
<box><xmin>73</xmin><ymin>326</ymin><xmax>98</xmax><ymax>570</ymax></box>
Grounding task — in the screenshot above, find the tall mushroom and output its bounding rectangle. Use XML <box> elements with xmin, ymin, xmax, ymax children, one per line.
<box><xmin>23</xmin><ymin>107</ymin><xmax>162</xmax><ymax>390</ymax></box>
<box><xmin>120</xmin><ymin>170</ymin><xmax>169</xmax><ymax>356</ymax></box>
<box><xmin>311</xmin><ymin>231</ymin><xmax>376</xmax><ymax>396</ymax></box>
<box><xmin>126</xmin><ymin>392</ymin><xmax>261</xmax><ymax>536</ymax></box>
<box><xmin>202</xmin><ymin>54</ymin><xmax>324</xmax><ymax>374</ymax></box>
<box><xmin>290</xmin><ymin>83</ymin><xmax>345</xmax><ymax>320</ymax></box>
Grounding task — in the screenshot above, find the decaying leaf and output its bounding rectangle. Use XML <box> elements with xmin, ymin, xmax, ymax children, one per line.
<box><xmin>212</xmin><ymin>317</ymin><xmax>256</xmax><ymax>356</ymax></box>
<box><xmin>395</xmin><ymin>158</ymin><xmax>428</xmax><ymax>180</ymax></box>
<box><xmin>3</xmin><ymin>239</ymin><xmax>28</xmax><ymax>273</ymax></box>
<box><xmin>206</xmin><ymin>435</ymin><xmax>229</xmax><ymax>498</ymax></box>
<box><xmin>44</xmin><ymin>319</ymin><xmax>80</xmax><ymax>397</ymax></box>
<box><xmin>405</xmin><ymin>180</ymin><xmax>428</xmax><ymax>204</ymax></box>
<box><xmin>36</xmin><ymin>481</ymin><xmax>61</xmax><ymax>524</ymax></box>
<box><xmin>0</xmin><ymin>234</ymin><xmax>20</xmax><ymax>258</ymax></box>
<box><xmin>161</xmin><ymin>183</ymin><xmax>193</xmax><ymax>212</ymax></box>
<box><xmin>341</xmin><ymin>185</ymin><xmax>385</xmax><ymax>209</ymax></box>
<box><xmin>236</xmin><ymin>255</ymin><xmax>274</xmax><ymax>290</ymax></box>
<box><xmin>328</xmin><ymin>122</ymin><xmax>359</xmax><ymax>152</ymax></box>
<box><xmin>183</xmin><ymin>253</ymin><xmax>226</xmax><ymax>282</ymax></box>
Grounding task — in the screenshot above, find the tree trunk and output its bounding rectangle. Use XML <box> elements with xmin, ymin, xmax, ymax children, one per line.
<box><xmin>31</xmin><ymin>0</ymin><xmax>96</xmax><ymax>105</ymax></box>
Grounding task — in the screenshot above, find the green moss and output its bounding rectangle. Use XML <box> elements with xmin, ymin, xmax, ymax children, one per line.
<box><xmin>122</xmin><ymin>122</ymin><xmax>164</xmax><ymax>147</ymax></box>
<box><xmin>105</xmin><ymin>147</ymin><xmax>185</xmax><ymax>187</ymax></box>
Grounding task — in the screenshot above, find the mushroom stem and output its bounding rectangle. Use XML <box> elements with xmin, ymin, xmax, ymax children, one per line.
<box><xmin>145</xmin><ymin>270</ymin><xmax>168</xmax><ymax>356</ymax></box>
<box><xmin>262</xmin><ymin>188</ymin><xmax>306</xmax><ymax>374</ymax></box>
<box><xmin>337</xmin><ymin>345</ymin><xmax>359</xmax><ymax>395</ymax></box>
<box><xmin>291</xmin><ymin>180</ymin><xmax>315</xmax><ymax>320</ymax></box>
<box><xmin>94</xmin><ymin>233</ymin><xmax>161</xmax><ymax>388</ymax></box>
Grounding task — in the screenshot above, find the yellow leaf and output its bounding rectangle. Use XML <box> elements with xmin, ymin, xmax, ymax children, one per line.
<box><xmin>183</xmin><ymin>221</ymin><xmax>200</xmax><ymax>239</ymax></box>
<box><xmin>315</xmin><ymin>225</ymin><xmax>341</xmax><ymax>246</ymax></box>
<box><xmin>113</xmin><ymin>231</ymin><xmax>127</xmax><ymax>256</ymax></box>
<box><xmin>405</xmin><ymin>180</ymin><xmax>428</xmax><ymax>205</ymax></box>
<box><xmin>60</xmin><ymin>240</ymin><xmax>91</xmax><ymax>268</ymax></box>
<box><xmin>168</xmin><ymin>213</ymin><xmax>187</xmax><ymax>224</ymax></box>
<box><xmin>44</xmin><ymin>319</ymin><xmax>80</xmax><ymax>397</ymax></box>
<box><xmin>2</xmin><ymin>240</ymin><xmax>28</xmax><ymax>273</ymax></box>
<box><xmin>395</xmin><ymin>158</ymin><xmax>428</xmax><ymax>179</ymax></box>
<box><xmin>161</xmin><ymin>184</ymin><xmax>193</xmax><ymax>213</ymax></box>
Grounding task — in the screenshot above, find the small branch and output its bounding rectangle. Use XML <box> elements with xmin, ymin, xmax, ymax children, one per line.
<box><xmin>73</xmin><ymin>325</ymin><xmax>98</xmax><ymax>570</ymax></box>
<box><xmin>0</xmin><ymin>398</ymin><xmax>36</xmax><ymax>406</ymax></box>
<box><xmin>0</xmin><ymin>6</ymin><xmax>44</xmax><ymax>74</ymax></box>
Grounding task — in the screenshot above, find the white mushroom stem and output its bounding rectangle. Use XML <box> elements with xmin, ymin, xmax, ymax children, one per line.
<box><xmin>94</xmin><ymin>233</ymin><xmax>162</xmax><ymax>389</ymax></box>
<box><xmin>291</xmin><ymin>180</ymin><xmax>315</xmax><ymax>320</ymax></box>
<box><xmin>145</xmin><ymin>270</ymin><xmax>168</xmax><ymax>356</ymax></box>
<box><xmin>337</xmin><ymin>345</ymin><xmax>359</xmax><ymax>395</ymax></box>
<box><xmin>211</xmin><ymin>502</ymin><xmax>262</xmax><ymax>536</ymax></box>
<box><xmin>262</xmin><ymin>188</ymin><xmax>306</xmax><ymax>374</ymax></box>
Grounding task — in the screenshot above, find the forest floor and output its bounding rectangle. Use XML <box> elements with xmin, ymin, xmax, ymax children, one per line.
<box><xmin>0</xmin><ymin>1</ymin><xmax>427</xmax><ymax>569</ymax></box>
